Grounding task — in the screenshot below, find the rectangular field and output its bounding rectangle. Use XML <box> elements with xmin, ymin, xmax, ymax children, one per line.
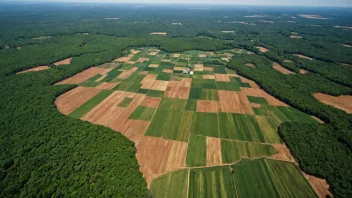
<box><xmin>150</xmin><ymin>169</ymin><xmax>189</xmax><ymax>198</ymax></box>
<box><xmin>191</xmin><ymin>112</ymin><xmax>219</xmax><ymax>138</ymax></box>
<box><xmin>128</xmin><ymin>106</ymin><xmax>156</xmax><ymax>121</ymax></box>
<box><xmin>186</xmin><ymin>135</ymin><xmax>206</xmax><ymax>167</ymax></box>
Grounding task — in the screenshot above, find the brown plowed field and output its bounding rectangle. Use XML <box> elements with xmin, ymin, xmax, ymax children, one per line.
<box><xmin>141</xmin><ymin>74</ymin><xmax>157</xmax><ymax>89</ymax></box>
<box><xmin>241</xmin><ymin>88</ymin><xmax>288</xmax><ymax>106</ymax></box>
<box><xmin>141</xmin><ymin>96</ymin><xmax>161</xmax><ymax>108</ymax></box>
<box><xmin>55</xmin><ymin>67</ymin><xmax>111</xmax><ymax>85</ymax></box>
<box><xmin>136</xmin><ymin>137</ymin><xmax>187</xmax><ymax>187</ymax></box>
<box><xmin>272</xmin><ymin>62</ymin><xmax>295</xmax><ymax>74</ymax></box>
<box><xmin>218</xmin><ymin>90</ymin><xmax>254</xmax><ymax>114</ymax></box>
<box><xmin>306</xmin><ymin>175</ymin><xmax>332</xmax><ymax>198</ymax></box>
<box><xmin>197</xmin><ymin>100</ymin><xmax>220</xmax><ymax>113</ymax></box>
<box><xmin>54</xmin><ymin>58</ymin><xmax>72</xmax><ymax>66</ymax></box>
<box><xmin>96</xmin><ymin>82</ymin><xmax>119</xmax><ymax>90</ymax></box>
<box><xmin>239</xmin><ymin>76</ymin><xmax>260</xmax><ymax>89</ymax></box>
<box><xmin>267</xmin><ymin>144</ymin><xmax>295</xmax><ymax>162</ymax></box>
<box><xmin>119</xmin><ymin>120</ymin><xmax>150</xmax><ymax>143</ymax></box>
<box><xmin>300</xmin><ymin>69</ymin><xmax>309</xmax><ymax>74</ymax></box>
<box><xmin>206</xmin><ymin>137</ymin><xmax>222</xmax><ymax>166</ymax></box>
<box><xmin>151</xmin><ymin>80</ymin><xmax>169</xmax><ymax>91</ymax></box>
<box><xmin>55</xmin><ymin>87</ymin><xmax>102</xmax><ymax>115</ymax></box>
<box><xmin>118</xmin><ymin>67</ymin><xmax>138</xmax><ymax>79</ymax></box>
<box><xmin>255</xmin><ymin>46</ymin><xmax>269</xmax><ymax>52</ymax></box>
<box><xmin>164</xmin><ymin>78</ymin><xmax>191</xmax><ymax>99</ymax></box>
<box><xmin>114</xmin><ymin>55</ymin><xmax>133</xmax><ymax>62</ymax></box>
<box><xmin>162</xmin><ymin>69</ymin><xmax>173</xmax><ymax>73</ymax></box>
<box><xmin>17</xmin><ymin>66</ymin><xmax>50</xmax><ymax>74</ymax></box>
<box><xmin>314</xmin><ymin>93</ymin><xmax>352</xmax><ymax>114</ymax></box>
<box><xmin>214</xmin><ymin>74</ymin><xmax>230</xmax><ymax>82</ymax></box>
<box><xmin>245</xmin><ymin>63</ymin><xmax>256</xmax><ymax>68</ymax></box>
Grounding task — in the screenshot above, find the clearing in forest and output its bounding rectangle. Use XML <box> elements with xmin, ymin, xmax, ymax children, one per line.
<box><xmin>290</xmin><ymin>35</ymin><xmax>303</xmax><ymax>39</ymax></box>
<box><xmin>55</xmin><ymin>47</ymin><xmax>322</xmax><ymax>197</ymax></box>
<box><xmin>151</xmin><ymin>32</ymin><xmax>167</xmax><ymax>35</ymax></box>
<box><xmin>16</xmin><ymin>66</ymin><xmax>50</xmax><ymax>74</ymax></box>
<box><xmin>54</xmin><ymin>58</ymin><xmax>72</xmax><ymax>66</ymax></box>
<box><xmin>298</xmin><ymin>14</ymin><xmax>328</xmax><ymax>20</ymax></box>
<box><xmin>245</xmin><ymin>63</ymin><xmax>256</xmax><ymax>68</ymax></box>
<box><xmin>314</xmin><ymin>93</ymin><xmax>352</xmax><ymax>114</ymax></box>
<box><xmin>342</xmin><ymin>44</ymin><xmax>352</xmax><ymax>48</ymax></box>
<box><xmin>272</xmin><ymin>62</ymin><xmax>295</xmax><ymax>75</ymax></box>
<box><xmin>255</xmin><ymin>46</ymin><xmax>269</xmax><ymax>53</ymax></box>
<box><xmin>294</xmin><ymin>54</ymin><xmax>313</xmax><ymax>60</ymax></box>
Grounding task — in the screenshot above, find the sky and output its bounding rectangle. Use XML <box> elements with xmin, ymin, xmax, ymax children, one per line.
<box><xmin>6</xmin><ymin>0</ymin><xmax>352</xmax><ymax>7</ymax></box>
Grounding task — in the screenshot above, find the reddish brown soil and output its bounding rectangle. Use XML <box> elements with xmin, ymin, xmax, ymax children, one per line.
<box><xmin>241</xmin><ymin>88</ymin><xmax>288</xmax><ymax>106</ymax></box>
<box><xmin>164</xmin><ymin>78</ymin><xmax>192</xmax><ymax>99</ymax></box>
<box><xmin>206</xmin><ymin>137</ymin><xmax>222</xmax><ymax>166</ymax></box>
<box><xmin>268</xmin><ymin>144</ymin><xmax>296</xmax><ymax>162</ymax></box>
<box><xmin>196</xmin><ymin>100</ymin><xmax>219</xmax><ymax>113</ymax></box>
<box><xmin>54</xmin><ymin>58</ymin><xmax>72</xmax><ymax>66</ymax></box>
<box><xmin>140</xmin><ymin>97</ymin><xmax>161</xmax><ymax>108</ymax></box>
<box><xmin>272</xmin><ymin>62</ymin><xmax>295</xmax><ymax>75</ymax></box>
<box><xmin>218</xmin><ymin>90</ymin><xmax>254</xmax><ymax>114</ymax></box>
<box><xmin>314</xmin><ymin>93</ymin><xmax>352</xmax><ymax>114</ymax></box>
<box><xmin>162</xmin><ymin>69</ymin><xmax>173</xmax><ymax>73</ymax></box>
<box><xmin>55</xmin><ymin>87</ymin><xmax>102</xmax><ymax>115</ymax></box>
<box><xmin>96</xmin><ymin>82</ymin><xmax>119</xmax><ymax>90</ymax></box>
<box><xmin>255</xmin><ymin>46</ymin><xmax>269</xmax><ymax>53</ymax></box>
<box><xmin>300</xmin><ymin>69</ymin><xmax>309</xmax><ymax>74</ymax></box>
<box><xmin>305</xmin><ymin>175</ymin><xmax>332</xmax><ymax>198</ymax></box>
<box><xmin>136</xmin><ymin>137</ymin><xmax>187</xmax><ymax>187</ymax></box>
<box><xmin>245</xmin><ymin>63</ymin><xmax>256</xmax><ymax>68</ymax></box>
<box><xmin>17</xmin><ymin>66</ymin><xmax>50</xmax><ymax>74</ymax></box>
<box><xmin>151</xmin><ymin>80</ymin><xmax>169</xmax><ymax>91</ymax></box>
<box><xmin>55</xmin><ymin>67</ymin><xmax>111</xmax><ymax>85</ymax></box>
<box><xmin>118</xmin><ymin>67</ymin><xmax>138</xmax><ymax>79</ymax></box>
<box><xmin>239</xmin><ymin>76</ymin><xmax>260</xmax><ymax>89</ymax></box>
<box><xmin>214</xmin><ymin>74</ymin><xmax>230</xmax><ymax>82</ymax></box>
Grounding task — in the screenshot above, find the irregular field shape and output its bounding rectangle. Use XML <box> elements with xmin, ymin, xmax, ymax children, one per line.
<box><xmin>314</xmin><ymin>93</ymin><xmax>352</xmax><ymax>114</ymax></box>
<box><xmin>56</xmin><ymin>67</ymin><xmax>112</xmax><ymax>85</ymax></box>
<box><xmin>150</xmin><ymin>169</ymin><xmax>188</xmax><ymax>198</ymax></box>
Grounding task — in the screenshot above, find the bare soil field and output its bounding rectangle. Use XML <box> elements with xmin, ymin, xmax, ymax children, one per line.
<box><xmin>341</xmin><ymin>63</ymin><xmax>352</xmax><ymax>67</ymax></box>
<box><xmin>151</xmin><ymin>80</ymin><xmax>169</xmax><ymax>91</ymax></box>
<box><xmin>290</xmin><ymin>35</ymin><xmax>303</xmax><ymax>39</ymax></box>
<box><xmin>148</xmin><ymin>64</ymin><xmax>159</xmax><ymax>68</ymax></box>
<box><xmin>245</xmin><ymin>63</ymin><xmax>256</xmax><ymax>68</ymax></box>
<box><xmin>141</xmin><ymin>96</ymin><xmax>161</xmax><ymax>108</ymax></box>
<box><xmin>255</xmin><ymin>46</ymin><xmax>269</xmax><ymax>53</ymax></box>
<box><xmin>55</xmin><ymin>87</ymin><xmax>102</xmax><ymax>115</ymax></box>
<box><xmin>55</xmin><ymin>67</ymin><xmax>111</xmax><ymax>85</ymax></box>
<box><xmin>214</xmin><ymin>74</ymin><xmax>230</xmax><ymax>82</ymax></box>
<box><xmin>221</xmin><ymin>31</ymin><xmax>235</xmax><ymax>33</ymax></box>
<box><xmin>114</xmin><ymin>54</ymin><xmax>133</xmax><ymax>62</ymax></box>
<box><xmin>16</xmin><ymin>66</ymin><xmax>50</xmax><ymax>74</ymax></box>
<box><xmin>206</xmin><ymin>137</ymin><xmax>222</xmax><ymax>166</ymax></box>
<box><xmin>197</xmin><ymin>100</ymin><xmax>220</xmax><ymax>113</ymax></box>
<box><xmin>203</xmin><ymin>67</ymin><xmax>214</xmax><ymax>71</ymax></box>
<box><xmin>311</xmin><ymin>116</ymin><xmax>324</xmax><ymax>124</ymax></box>
<box><xmin>164</xmin><ymin>78</ymin><xmax>192</xmax><ymax>99</ymax></box>
<box><xmin>267</xmin><ymin>144</ymin><xmax>295</xmax><ymax>162</ymax></box>
<box><xmin>199</xmin><ymin>54</ymin><xmax>207</xmax><ymax>58</ymax></box>
<box><xmin>242</xmin><ymin>88</ymin><xmax>288</xmax><ymax>106</ymax></box>
<box><xmin>218</xmin><ymin>90</ymin><xmax>254</xmax><ymax>114</ymax></box>
<box><xmin>334</xmin><ymin>26</ymin><xmax>352</xmax><ymax>30</ymax></box>
<box><xmin>118</xmin><ymin>67</ymin><xmax>138</xmax><ymax>79</ymax></box>
<box><xmin>137</xmin><ymin>58</ymin><xmax>150</xmax><ymax>63</ymax></box>
<box><xmin>300</xmin><ymin>69</ymin><xmax>309</xmax><ymax>74</ymax></box>
<box><xmin>136</xmin><ymin>137</ymin><xmax>187</xmax><ymax>187</ymax></box>
<box><xmin>172</xmin><ymin>54</ymin><xmax>180</xmax><ymax>58</ymax></box>
<box><xmin>96</xmin><ymin>82</ymin><xmax>119</xmax><ymax>90</ymax></box>
<box><xmin>151</xmin><ymin>32</ymin><xmax>167</xmax><ymax>35</ymax></box>
<box><xmin>162</xmin><ymin>69</ymin><xmax>173</xmax><ymax>73</ymax></box>
<box><xmin>314</xmin><ymin>93</ymin><xmax>352</xmax><ymax>114</ymax></box>
<box><xmin>342</xmin><ymin>44</ymin><xmax>352</xmax><ymax>47</ymax></box>
<box><xmin>203</xmin><ymin>75</ymin><xmax>215</xmax><ymax>80</ymax></box>
<box><xmin>272</xmin><ymin>62</ymin><xmax>295</xmax><ymax>75</ymax></box>
<box><xmin>306</xmin><ymin>175</ymin><xmax>332</xmax><ymax>198</ymax></box>
<box><xmin>54</xmin><ymin>58</ymin><xmax>72</xmax><ymax>66</ymax></box>
<box><xmin>239</xmin><ymin>76</ymin><xmax>260</xmax><ymax>89</ymax></box>
<box><xmin>294</xmin><ymin>54</ymin><xmax>313</xmax><ymax>60</ymax></box>
<box><xmin>299</xmin><ymin>14</ymin><xmax>328</xmax><ymax>19</ymax></box>
<box><xmin>174</xmin><ymin>66</ymin><xmax>185</xmax><ymax>71</ymax></box>
<box><xmin>141</xmin><ymin>74</ymin><xmax>157</xmax><ymax>89</ymax></box>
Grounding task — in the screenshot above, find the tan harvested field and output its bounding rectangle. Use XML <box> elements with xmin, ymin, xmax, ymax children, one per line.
<box><xmin>118</xmin><ymin>67</ymin><xmax>138</xmax><ymax>79</ymax></box>
<box><xmin>255</xmin><ymin>46</ymin><xmax>269</xmax><ymax>53</ymax></box>
<box><xmin>306</xmin><ymin>175</ymin><xmax>332</xmax><ymax>198</ymax></box>
<box><xmin>174</xmin><ymin>66</ymin><xmax>185</xmax><ymax>71</ymax></box>
<box><xmin>341</xmin><ymin>63</ymin><xmax>352</xmax><ymax>67</ymax></box>
<box><xmin>239</xmin><ymin>76</ymin><xmax>260</xmax><ymax>89</ymax></box>
<box><xmin>206</xmin><ymin>137</ymin><xmax>222</xmax><ymax>166</ymax></box>
<box><xmin>130</xmin><ymin>49</ymin><xmax>140</xmax><ymax>54</ymax></box>
<box><xmin>55</xmin><ymin>87</ymin><xmax>102</xmax><ymax>115</ymax></box>
<box><xmin>148</xmin><ymin>51</ymin><xmax>158</xmax><ymax>56</ymax></box>
<box><xmin>250</xmin><ymin>103</ymin><xmax>261</xmax><ymax>108</ymax></box>
<box><xmin>260</xmin><ymin>20</ymin><xmax>274</xmax><ymax>24</ymax></box>
<box><xmin>136</xmin><ymin>137</ymin><xmax>187</xmax><ymax>187</ymax></box>
<box><xmin>342</xmin><ymin>44</ymin><xmax>352</xmax><ymax>47</ymax></box>
<box><xmin>245</xmin><ymin>15</ymin><xmax>265</xmax><ymax>18</ymax></box>
<box><xmin>164</xmin><ymin>78</ymin><xmax>192</xmax><ymax>99</ymax></box>
<box><xmin>194</xmin><ymin>64</ymin><xmax>204</xmax><ymax>72</ymax></box>
<box><xmin>54</xmin><ymin>58</ymin><xmax>72</xmax><ymax>66</ymax></box>
<box><xmin>199</xmin><ymin>54</ymin><xmax>207</xmax><ymax>58</ymax></box>
<box><xmin>221</xmin><ymin>31</ymin><xmax>235</xmax><ymax>33</ymax></box>
<box><xmin>334</xmin><ymin>26</ymin><xmax>352</xmax><ymax>30</ymax></box>
<box><xmin>214</xmin><ymin>74</ymin><xmax>230</xmax><ymax>82</ymax></box>
<box><xmin>16</xmin><ymin>66</ymin><xmax>50</xmax><ymax>74</ymax></box>
<box><xmin>137</xmin><ymin>57</ymin><xmax>150</xmax><ymax>63</ymax></box>
<box><xmin>151</xmin><ymin>32</ymin><xmax>167</xmax><ymax>35</ymax></box>
<box><xmin>311</xmin><ymin>116</ymin><xmax>324</xmax><ymax>124</ymax></box>
<box><xmin>172</xmin><ymin>54</ymin><xmax>180</xmax><ymax>58</ymax></box>
<box><xmin>218</xmin><ymin>90</ymin><xmax>254</xmax><ymax>114</ymax></box>
<box><xmin>290</xmin><ymin>35</ymin><xmax>303</xmax><ymax>39</ymax></box>
<box><xmin>245</xmin><ymin>63</ymin><xmax>256</xmax><ymax>68</ymax></box>
<box><xmin>139</xmin><ymin>71</ymin><xmax>149</xmax><ymax>75</ymax></box>
<box><xmin>141</xmin><ymin>96</ymin><xmax>161</xmax><ymax>108</ymax></box>
<box><xmin>284</xmin><ymin>59</ymin><xmax>293</xmax><ymax>63</ymax></box>
<box><xmin>299</xmin><ymin>14</ymin><xmax>328</xmax><ymax>19</ymax></box>
<box><xmin>114</xmin><ymin>55</ymin><xmax>133</xmax><ymax>62</ymax></box>
<box><xmin>141</xmin><ymin>74</ymin><xmax>157</xmax><ymax>89</ymax></box>
<box><xmin>96</xmin><ymin>82</ymin><xmax>119</xmax><ymax>90</ymax></box>
<box><xmin>55</xmin><ymin>67</ymin><xmax>112</xmax><ymax>85</ymax></box>
<box><xmin>242</xmin><ymin>87</ymin><xmax>288</xmax><ymax>106</ymax></box>
<box><xmin>197</xmin><ymin>100</ymin><xmax>220</xmax><ymax>113</ymax></box>
<box><xmin>272</xmin><ymin>62</ymin><xmax>295</xmax><ymax>74</ymax></box>
<box><xmin>221</xmin><ymin>57</ymin><xmax>230</xmax><ymax>62</ymax></box>
<box><xmin>267</xmin><ymin>144</ymin><xmax>295</xmax><ymax>162</ymax></box>
<box><xmin>314</xmin><ymin>93</ymin><xmax>352</xmax><ymax>114</ymax></box>
<box><xmin>300</xmin><ymin>69</ymin><xmax>309</xmax><ymax>74</ymax></box>
<box><xmin>247</xmin><ymin>51</ymin><xmax>254</xmax><ymax>55</ymax></box>
<box><xmin>162</xmin><ymin>69</ymin><xmax>173</xmax><ymax>73</ymax></box>
<box><xmin>203</xmin><ymin>67</ymin><xmax>213</xmax><ymax>71</ymax></box>
<box><xmin>294</xmin><ymin>54</ymin><xmax>313</xmax><ymax>60</ymax></box>
<box><xmin>148</xmin><ymin>64</ymin><xmax>159</xmax><ymax>68</ymax></box>
<box><xmin>203</xmin><ymin>75</ymin><xmax>215</xmax><ymax>80</ymax></box>
<box><xmin>151</xmin><ymin>80</ymin><xmax>169</xmax><ymax>91</ymax></box>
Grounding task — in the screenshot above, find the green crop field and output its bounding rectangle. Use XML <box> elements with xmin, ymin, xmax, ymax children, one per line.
<box><xmin>189</xmin><ymin>88</ymin><xmax>219</xmax><ymax>101</ymax></box>
<box><xmin>186</xmin><ymin>135</ymin><xmax>206</xmax><ymax>167</ymax></box>
<box><xmin>117</xmin><ymin>97</ymin><xmax>133</xmax><ymax>107</ymax></box>
<box><xmin>188</xmin><ymin>166</ymin><xmax>236</xmax><ymax>198</ymax></box>
<box><xmin>221</xmin><ymin>140</ymin><xmax>278</xmax><ymax>164</ymax></box>
<box><xmin>191</xmin><ymin>112</ymin><xmax>219</xmax><ymax>138</ymax></box>
<box><xmin>185</xmin><ymin>100</ymin><xmax>197</xmax><ymax>111</ymax></box>
<box><xmin>150</xmin><ymin>169</ymin><xmax>189</xmax><ymax>198</ymax></box>
<box><xmin>128</xmin><ymin>106</ymin><xmax>156</xmax><ymax>121</ymax></box>
<box><xmin>159</xmin><ymin>98</ymin><xmax>187</xmax><ymax>110</ymax></box>
<box><xmin>69</xmin><ymin>90</ymin><xmax>114</xmax><ymax>119</ymax></box>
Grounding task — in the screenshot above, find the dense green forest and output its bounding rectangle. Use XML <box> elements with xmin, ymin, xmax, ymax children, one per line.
<box><xmin>0</xmin><ymin>2</ymin><xmax>351</xmax><ymax>197</ymax></box>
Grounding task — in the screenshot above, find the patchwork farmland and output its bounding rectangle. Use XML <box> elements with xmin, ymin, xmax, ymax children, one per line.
<box><xmin>55</xmin><ymin>48</ymin><xmax>321</xmax><ymax>197</ymax></box>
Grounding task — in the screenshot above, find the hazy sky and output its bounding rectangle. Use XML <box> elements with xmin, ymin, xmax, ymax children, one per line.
<box><xmin>7</xmin><ymin>0</ymin><xmax>352</xmax><ymax>7</ymax></box>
